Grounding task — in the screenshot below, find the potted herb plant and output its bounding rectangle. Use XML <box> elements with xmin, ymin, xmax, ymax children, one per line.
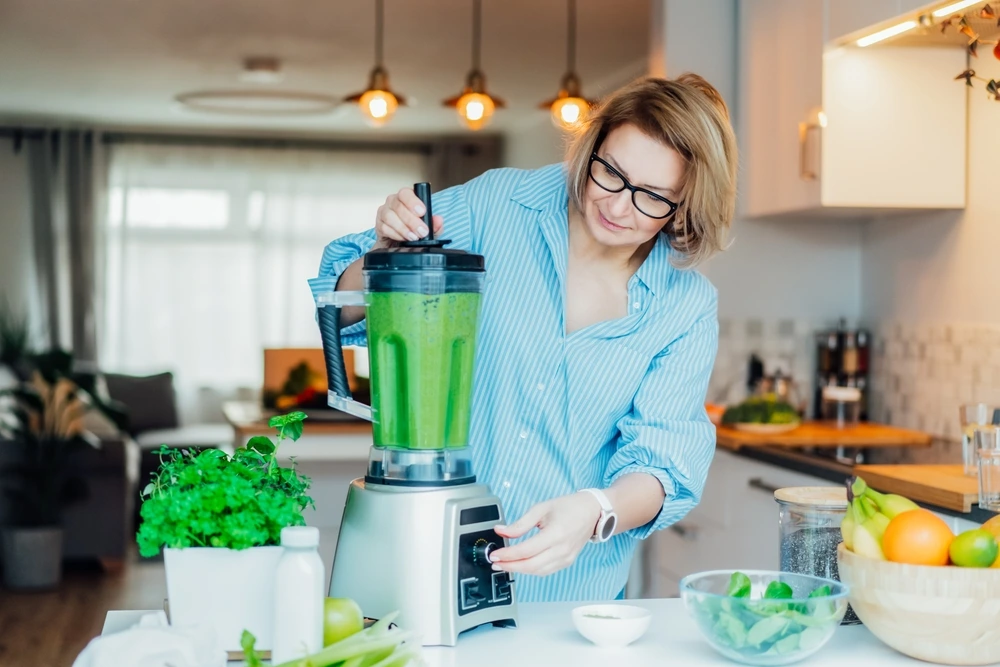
<box><xmin>0</xmin><ymin>371</ymin><xmax>98</xmax><ymax>589</ymax></box>
<box><xmin>136</xmin><ymin>411</ymin><xmax>314</xmax><ymax>655</ymax></box>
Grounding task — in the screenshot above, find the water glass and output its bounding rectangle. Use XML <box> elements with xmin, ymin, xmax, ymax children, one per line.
<box><xmin>960</xmin><ymin>404</ymin><xmax>991</xmax><ymax>477</ymax></box>
<box><xmin>976</xmin><ymin>426</ymin><xmax>1000</xmax><ymax>512</ymax></box>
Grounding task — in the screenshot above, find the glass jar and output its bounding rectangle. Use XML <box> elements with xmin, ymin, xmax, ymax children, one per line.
<box><xmin>775</xmin><ymin>486</ymin><xmax>859</xmax><ymax>625</ymax></box>
<box><xmin>822</xmin><ymin>386</ymin><xmax>861</xmax><ymax>428</ymax></box>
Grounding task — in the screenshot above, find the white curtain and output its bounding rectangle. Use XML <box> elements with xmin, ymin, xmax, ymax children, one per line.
<box><xmin>101</xmin><ymin>142</ymin><xmax>427</xmax><ymax>423</ymax></box>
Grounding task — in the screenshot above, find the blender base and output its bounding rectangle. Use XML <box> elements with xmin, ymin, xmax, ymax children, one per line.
<box><xmin>329</xmin><ymin>478</ymin><xmax>519</xmax><ymax>646</ymax></box>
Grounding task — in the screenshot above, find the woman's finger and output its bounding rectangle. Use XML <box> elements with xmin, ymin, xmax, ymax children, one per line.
<box><xmin>491</xmin><ymin>528</ymin><xmax>559</xmax><ymax>564</ymax></box>
<box><xmin>494</xmin><ymin>547</ymin><xmax>561</xmax><ymax>576</ymax></box>
<box><xmin>389</xmin><ymin>200</ymin><xmax>429</xmax><ymax>238</ymax></box>
<box><xmin>432</xmin><ymin>214</ymin><xmax>444</xmax><ymax>234</ymax></box>
<box><xmin>380</xmin><ymin>208</ymin><xmax>416</xmax><ymax>242</ymax></box>
<box><xmin>494</xmin><ymin>503</ymin><xmax>547</xmax><ymax>540</ymax></box>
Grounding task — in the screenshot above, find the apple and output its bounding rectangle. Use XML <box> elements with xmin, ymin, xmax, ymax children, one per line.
<box><xmin>323</xmin><ymin>597</ymin><xmax>364</xmax><ymax>647</ymax></box>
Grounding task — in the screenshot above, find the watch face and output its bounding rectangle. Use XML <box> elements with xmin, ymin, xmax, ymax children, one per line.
<box><xmin>598</xmin><ymin>514</ymin><xmax>617</xmax><ymax>542</ymax></box>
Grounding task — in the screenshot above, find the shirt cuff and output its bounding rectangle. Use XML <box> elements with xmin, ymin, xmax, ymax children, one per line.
<box><xmin>606</xmin><ymin>464</ymin><xmax>693</xmax><ymax>541</ymax></box>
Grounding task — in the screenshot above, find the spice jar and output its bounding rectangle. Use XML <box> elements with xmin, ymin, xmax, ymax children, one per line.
<box><xmin>775</xmin><ymin>486</ymin><xmax>859</xmax><ymax>625</ymax></box>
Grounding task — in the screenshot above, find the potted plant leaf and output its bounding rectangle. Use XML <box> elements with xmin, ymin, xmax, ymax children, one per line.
<box><xmin>136</xmin><ymin>411</ymin><xmax>314</xmax><ymax>655</ymax></box>
<box><xmin>0</xmin><ymin>371</ymin><xmax>98</xmax><ymax>589</ymax></box>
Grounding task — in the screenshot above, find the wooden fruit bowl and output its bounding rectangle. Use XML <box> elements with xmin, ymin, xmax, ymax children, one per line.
<box><xmin>837</xmin><ymin>543</ymin><xmax>1000</xmax><ymax>665</ymax></box>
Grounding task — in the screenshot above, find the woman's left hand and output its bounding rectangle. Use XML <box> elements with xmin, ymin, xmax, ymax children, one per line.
<box><xmin>489</xmin><ymin>492</ymin><xmax>603</xmax><ymax>576</ymax></box>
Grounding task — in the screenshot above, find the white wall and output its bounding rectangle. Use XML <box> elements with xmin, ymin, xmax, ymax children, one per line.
<box><xmin>861</xmin><ymin>57</ymin><xmax>999</xmax><ymax>326</ymax></box>
<box><xmin>654</xmin><ymin>0</ymin><xmax>864</xmax><ymax>324</ymax></box>
<box><xmin>503</xmin><ymin>117</ymin><xmax>569</xmax><ymax>170</ymax></box>
<box><xmin>0</xmin><ymin>138</ymin><xmax>35</xmax><ymax>321</ymax></box>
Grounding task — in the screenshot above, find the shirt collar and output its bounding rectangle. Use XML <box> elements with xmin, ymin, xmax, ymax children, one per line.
<box><xmin>511</xmin><ymin>163</ymin><xmax>569</xmax><ymax>212</ymax></box>
<box><xmin>634</xmin><ymin>233</ymin><xmax>677</xmax><ymax>297</ymax></box>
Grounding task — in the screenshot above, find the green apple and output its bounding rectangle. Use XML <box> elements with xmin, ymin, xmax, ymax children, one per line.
<box><xmin>322</xmin><ymin>597</ymin><xmax>365</xmax><ymax>646</ymax></box>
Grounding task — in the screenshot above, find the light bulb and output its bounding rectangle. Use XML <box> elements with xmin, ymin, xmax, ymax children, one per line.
<box><xmin>358</xmin><ymin>89</ymin><xmax>399</xmax><ymax>127</ymax></box>
<box><xmin>550</xmin><ymin>96</ymin><xmax>590</xmax><ymax>130</ymax></box>
<box><xmin>456</xmin><ymin>92</ymin><xmax>495</xmax><ymax>130</ymax></box>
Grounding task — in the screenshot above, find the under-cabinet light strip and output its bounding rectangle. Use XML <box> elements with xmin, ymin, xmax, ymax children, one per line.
<box><xmin>932</xmin><ymin>0</ymin><xmax>982</xmax><ymax>18</ymax></box>
<box><xmin>856</xmin><ymin>20</ymin><xmax>918</xmax><ymax>47</ymax></box>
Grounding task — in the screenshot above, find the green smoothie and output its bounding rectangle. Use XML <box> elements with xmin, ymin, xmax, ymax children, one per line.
<box><xmin>365</xmin><ymin>290</ymin><xmax>481</xmax><ymax>450</ymax></box>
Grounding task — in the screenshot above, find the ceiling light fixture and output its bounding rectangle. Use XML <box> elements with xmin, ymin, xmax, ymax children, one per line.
<box><xmin>174</xmin><ymin>89</ymin><xmax>339</xmax><ymax>116</ymax></box>
<box><xmin>539</xmin><ymin>0</ymin><xmax>593</xmax><ymax>131</ymax></box>
<box><xmin>344</xmin><ymin>0</ymin><xmax>406</xmax><ymax>127</ymax></box>
<box><xmin>442</xmin><ymin>0</ymin><xmax>505</xmax><ymax>131</ymax></box>
<box><xmin>856</xmin><ymin>20</ymin><xmax>918</xmax><ymax>47</ymax></box>
<box><xmin>933</xmin><ymin>0</ymin><xmax>983</xmax><ymax>18</ymax></box>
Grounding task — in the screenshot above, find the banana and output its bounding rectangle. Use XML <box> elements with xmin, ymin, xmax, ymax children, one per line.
<box><xmin>840</xmin><ymin>502</ymin><xmax>856</xmax><ymax>551</ymax></box>
<box><xmin>851</xmin><ymin>475</ymin><xmax>920</xmax><ymax>519</ymax></box>
<box><xmin>851</xmin><ymin>497</ymin><xmax>888</xmax><ymax>560</ymax></box>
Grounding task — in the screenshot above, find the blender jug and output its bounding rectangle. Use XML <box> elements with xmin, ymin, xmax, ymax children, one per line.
<box><xmin>317</xmin><ymin>182</ymin><xmax>486</xmax><ymax>452</ymax></box>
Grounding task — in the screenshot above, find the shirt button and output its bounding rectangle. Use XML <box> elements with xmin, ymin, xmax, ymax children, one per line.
<box><xmin>633</xmin><ymin>302</ymin><xmax>641</xmax><ymax>310</ymax></box>
<box><xmin>519</xmin><ymin>430</ymin><xmax>529</xmax><ymax>439</ymax></box>
<box><xmin>537</xmin><ymin>383</ymin><xmax>545</xmax><ymax>392</ymax></box>
<box><xmin>503</xmin><ymin>480</ymin><xmax>511</xmax><ymax>489</ymax></box>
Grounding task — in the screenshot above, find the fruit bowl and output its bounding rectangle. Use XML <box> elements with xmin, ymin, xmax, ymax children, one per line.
<box><xmin>838</xmin><ymin>543</ymin><xmax>1000</xmax><ymax>665</ymax></box>
<box><xmin>679</xmin><ymin>570</ymin><xmax>848</xmax><ymax>666</ymax></box>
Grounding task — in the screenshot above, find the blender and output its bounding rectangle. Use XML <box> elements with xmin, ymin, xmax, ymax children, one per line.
<box><xmin>315</xmin><ymin>182</ymin><xmax>517</xmax><ymax>647</ymax></box>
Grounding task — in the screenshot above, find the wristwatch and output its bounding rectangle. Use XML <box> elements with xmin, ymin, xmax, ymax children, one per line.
<box><xmin>580</xmin><ymin>488</ymin><xmax>618</xmax><ymax>543</ymax></box>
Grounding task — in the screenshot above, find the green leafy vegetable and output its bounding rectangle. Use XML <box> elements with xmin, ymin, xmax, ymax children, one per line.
<box><xmin>726</xmin><ymin>571</ymin><xmax>752</xmax><ymax>598</ymax></box>
<box><xmin>721</xmin><ymin>396</ymin><xmax>800</xmax><ymax>425</ymax></box>
<box><xmin>764</xmin><ymin>581</ymin><xmax>793</xmax><ymax>600</ymax></box>
<box><xmin>241</xmin><ymin>630</ymin><xmax>264</xmax><ymax>667</ymax></box>
<box><xmin>266</xmin><ymin>611</ymin><xmax>420</xmax><ymax>667</ymax></box>
<box><xmin>135</xmin><ymin>412</ymin><xmax>313</xmax><ymax>556</ymax></box>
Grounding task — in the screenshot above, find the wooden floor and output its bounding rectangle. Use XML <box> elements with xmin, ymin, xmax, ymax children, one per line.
<box><xmin>0</xmin><ymin>555</ymin><xmax>167</xmax><ymax>667</ymax></box>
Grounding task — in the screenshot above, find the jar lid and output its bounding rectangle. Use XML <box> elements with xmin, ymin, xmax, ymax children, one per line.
<box><xmin>822</xmin><ymin>386</ymin><xmax>861</xmax><ymax>402</ymax></box>
<box><xmin>773</xmin><ymin>486</ymin><xmax>848</xmax><ymax>508</ymax></box>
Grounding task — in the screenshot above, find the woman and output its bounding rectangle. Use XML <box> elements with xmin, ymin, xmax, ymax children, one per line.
<box><xmin>310</xmin><ymin>74</ymin><xmax>738</xmax><ymax>603</ymax></box>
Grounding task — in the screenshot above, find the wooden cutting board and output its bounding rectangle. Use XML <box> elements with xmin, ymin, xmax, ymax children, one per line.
<box><xmin>715</xmin><ymin>421</ymin><xmax>932</xmax><ymax>451</ymax></box>
<box><xmin>854</xmin><ymin>464</ymin><xmax>979</xmax><ymax>513</ymax></box>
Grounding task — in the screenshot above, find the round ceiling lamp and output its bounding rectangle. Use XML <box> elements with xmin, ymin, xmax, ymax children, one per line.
<box><xmin>344</xmin><ymin>0</ymin><xmax>407</xmax><ymax>127</ymax></box>
<box><xmin>442</xmin><ymin>0</ymin><xmax>505</xmax><ymax>131</ymax></box>
<box><xmin>540</xmin><ymin>0</ymin><xmax>594</xmax><ymax>131</ymax></box>
<box><xmin>175</xmin><ymin>89</ymin><xmax>340</xmax><ymax>116</ymax></box>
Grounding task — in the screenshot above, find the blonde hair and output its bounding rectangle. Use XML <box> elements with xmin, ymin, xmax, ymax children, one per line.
<box><xmin>566</xmin><ymin>74</ymin><xmax>738</xmax><ymax>268</ymax></box>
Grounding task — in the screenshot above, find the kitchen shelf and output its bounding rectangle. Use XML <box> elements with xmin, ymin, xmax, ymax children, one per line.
<box><xmin>855</xmin><ymin>464</ymin><xmax>982</xmax><ymax>514</ymax></box>
<box><xmin>715</xmin><ymin>421</ymin><xmax>932</xmax><ymax>451</ymax></box>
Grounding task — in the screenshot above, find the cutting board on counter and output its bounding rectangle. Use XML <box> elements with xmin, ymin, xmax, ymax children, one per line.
<box><xmin>715</xmin><ymin>422</ymin><xmax>932</xmax><ymax>451</ymax></box>
<box><xmin>854</xmin><ymin>464</ymin><xmax>978</xmax><ymax>513</ymax></box>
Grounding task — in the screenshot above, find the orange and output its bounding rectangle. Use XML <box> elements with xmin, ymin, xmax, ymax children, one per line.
<box><xmin>882</xmin><ymin>509</ymin><xmax>954</xmax><ymax>566</ymax></box>
<box><xmin>981</xmin><ymin>515</ymin><xmax>1000</xmax><ymax>567</ymax></box>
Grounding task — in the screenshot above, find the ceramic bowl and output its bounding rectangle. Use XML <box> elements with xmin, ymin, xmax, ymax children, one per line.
<box><xmin>571</xmin><ymin>603</ymin><xmax>651</xmax><ymax>648</ymax></box>
<box><xmin>679</xmin><ymin>570</ymin><xmax>848</xmax><ymax>666</ymax></box>
<box><xmin>838</xmin><ymin>542</ymin><xmax>1000</xmax><ymax>665</ymax></box>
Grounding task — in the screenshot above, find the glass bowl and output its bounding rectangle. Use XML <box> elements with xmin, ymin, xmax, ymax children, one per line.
<box><xmin>679</xmin><ymin>570</ymin><xmax>849</xmax><ymax>666</ymax></box>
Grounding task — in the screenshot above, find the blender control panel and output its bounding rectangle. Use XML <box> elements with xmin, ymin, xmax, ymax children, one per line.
<box><xmin>457</xmin><ymin>527</ymin><xmax>513</xmax><ymax>616</ymax></box>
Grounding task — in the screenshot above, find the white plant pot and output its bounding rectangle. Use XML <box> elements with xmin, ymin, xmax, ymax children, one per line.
<box><xmin>164</xmin><ymin>546</ymin><xmax>283</xmax><ymax>654</ymax></box>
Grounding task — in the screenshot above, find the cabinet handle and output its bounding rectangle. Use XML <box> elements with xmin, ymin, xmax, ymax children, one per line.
<box><xmin>798</xmin><ymin>122</ymin><xmax>821</xmax><ymax>181</ymax></box>
<box><xmin>748</xmin><ymin>477</ymin><xmax>781</xmax><ymax>495</ymax></box>
<box><xmin>669</xmin><ymin>522</ymin><xmax>698</xmax><ymax>541</ymax></box>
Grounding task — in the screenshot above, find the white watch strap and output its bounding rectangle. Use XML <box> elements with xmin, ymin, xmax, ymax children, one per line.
<box><xmin>580</xmin><ymin>488</ymin><xmax>614</xmax><ymax>513</ymax></box>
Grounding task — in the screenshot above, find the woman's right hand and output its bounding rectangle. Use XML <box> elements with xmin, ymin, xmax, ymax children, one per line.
<box><xmin>375</xmin><ymin>187</ymin><xmax>444</xmax><ymax>247</ymax></box>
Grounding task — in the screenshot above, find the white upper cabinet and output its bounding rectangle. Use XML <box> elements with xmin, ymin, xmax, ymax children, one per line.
<box><xmin>739</xmin><ymin>0</ymin><xmax>968</xmax><ymax>219</ymax></box>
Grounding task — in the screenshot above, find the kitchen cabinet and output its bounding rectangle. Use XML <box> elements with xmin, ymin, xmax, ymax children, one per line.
<box><xmin>739</xmin><ymin>0</ymin><xmax>967</xmax><ymax>220</ymax></box>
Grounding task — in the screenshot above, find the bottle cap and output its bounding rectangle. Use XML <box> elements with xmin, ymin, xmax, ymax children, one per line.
<box><xmin>280</xmin><ymin>525</ymin><xmax>320</xmax><ymax>548</ymax></box>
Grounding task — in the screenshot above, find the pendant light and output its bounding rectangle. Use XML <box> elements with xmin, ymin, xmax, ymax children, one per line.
<box><xmin>540</xmin><ymin>0</ymin><xmax>593</xmax><ymax>131</ymax></box>
<box><xmin>344</xmin><ymin>0</ymin><xmax>406</xmax><ymax>127</ymax></box>
<box><xmin>442</xmin><ymin>0</ymin><xmax>505</xmax><ymax>131</ymax></box>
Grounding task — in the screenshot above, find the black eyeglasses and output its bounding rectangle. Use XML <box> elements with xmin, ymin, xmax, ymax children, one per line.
<box><xmin>588</xmin><ymin>153</ymin><xmax>679</xmax><ymax>219</ymax></box>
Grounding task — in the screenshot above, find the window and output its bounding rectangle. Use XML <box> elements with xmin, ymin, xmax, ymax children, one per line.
<box><xmin>101</xmin><ymin>142</ymin><xmax>427</xmax><ymax>422</ymax></box>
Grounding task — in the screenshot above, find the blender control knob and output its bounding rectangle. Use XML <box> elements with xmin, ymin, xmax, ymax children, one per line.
<box><xmin>474</xmin><ymin>542</ymin><xmax>496</xmax><ymax>565</ymax></box>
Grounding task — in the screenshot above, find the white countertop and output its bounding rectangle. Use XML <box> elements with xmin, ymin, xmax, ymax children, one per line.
<box><xmin>102</xmin><ymin>599</ymin><xmax>952</xmax><ymax>667</ymax></box>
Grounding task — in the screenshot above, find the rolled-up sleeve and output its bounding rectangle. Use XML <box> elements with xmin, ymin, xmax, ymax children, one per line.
<box><xmin>307</xmin><ymin>177</ymin><xmax>479</xmax><ymax>347</ymax></box>
<box><xmin>603</xmin><ymin>293</ymin><xmax>719</xmax><ymax>540</ymax></box>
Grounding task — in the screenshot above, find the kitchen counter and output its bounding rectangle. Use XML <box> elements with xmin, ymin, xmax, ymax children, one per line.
<box><xmin>715</xmin><ymin>421</ymin><xmax>932</xmax><ymax>451</ymax></box>
<box><xmin>101</xmin><ymin>601</ymin><xmax>951</xmax><ymax>666</ymax></box>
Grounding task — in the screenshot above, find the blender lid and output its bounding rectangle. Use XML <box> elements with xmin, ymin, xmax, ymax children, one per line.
<box><xmin>364</xmin><ymin>246</ymin><xmax>484</xmax><ymax>271</ymax></box>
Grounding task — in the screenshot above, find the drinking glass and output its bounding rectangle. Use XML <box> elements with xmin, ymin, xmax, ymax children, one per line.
<box><xmin>960</xmin><ymin>403</ymin><xmax>991</xmax><ymax>477</ymax></box>
<box><xmin>976</xmin><ymin>426</ymin><xmax>1000</xmax><ymax>512</ymax></box>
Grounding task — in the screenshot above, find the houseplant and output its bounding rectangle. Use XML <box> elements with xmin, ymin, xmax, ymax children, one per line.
<box><xmin>136</xmin><ymin>411</ymin><xmax>314</xmax><ymax>654</ymax></box>
<box><xmin>0</xmin><ymin>371</ymin><xmax>98</xmax><ymax>589</ymax></box>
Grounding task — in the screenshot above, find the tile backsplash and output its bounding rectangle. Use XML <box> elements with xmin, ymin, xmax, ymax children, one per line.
<box><xmin>709</xmin><ymin>317</ymin><xmax>1000</xmax><ymax>466</ymax></box>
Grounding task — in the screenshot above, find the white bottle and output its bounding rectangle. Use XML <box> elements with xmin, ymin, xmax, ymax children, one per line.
<box><xmin>272</xmin><ymin>526</ymin><xmax>325</xmax><ymax>664</ymax></box>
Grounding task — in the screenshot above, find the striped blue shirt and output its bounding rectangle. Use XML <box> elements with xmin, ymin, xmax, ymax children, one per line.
<box><xmin>309</xmin><ymin>163</ymin><xmax>718</xmax><ymax>603</ymax></box>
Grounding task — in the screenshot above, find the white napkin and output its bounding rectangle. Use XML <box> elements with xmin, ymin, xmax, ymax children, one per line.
<box><xmin>72</xmin><ymin>611</ymin><xmax>228</xmax><ymax>667</ymax></box>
